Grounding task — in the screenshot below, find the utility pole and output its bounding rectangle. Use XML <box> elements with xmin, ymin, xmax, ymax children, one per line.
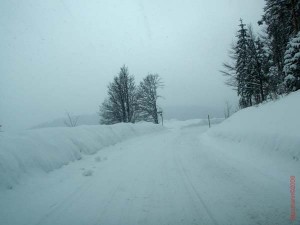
<box><xmin>208</xmin><ymin>115</ymin><xmax>211</xmax><ymax>128</ymax></box>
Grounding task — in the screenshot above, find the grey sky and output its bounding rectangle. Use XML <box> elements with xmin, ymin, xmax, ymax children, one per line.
<box><xmin>0</xmin><ymin>0</ymin><xmax>265</xmax><ymax>131</ymax></box>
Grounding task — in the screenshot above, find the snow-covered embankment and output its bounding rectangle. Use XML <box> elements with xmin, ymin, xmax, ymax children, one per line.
<box><xmin>0</xmin><ymin>123</ymin><xmax>163</xmax><ymax>190</ymax></box>
<box><xmin>204</xmin><ymin>91</ymin><xmax>300</xmax><ymax>163</ymax></box>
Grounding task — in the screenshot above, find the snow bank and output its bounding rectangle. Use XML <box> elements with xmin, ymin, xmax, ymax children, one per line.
<box><xmin>206</xmin><ymin>91</ymin><xmax>300</xmax><ymax>161</ymax></box>
<box><xmin>164</xmin><ymin>118</ymin><xmax>224</xmax><ymax>129</ymax></box>
<box><xmin>0</xmin><ymin>123</ymin><xmax>163</xmax><ymax>190</ymax></box>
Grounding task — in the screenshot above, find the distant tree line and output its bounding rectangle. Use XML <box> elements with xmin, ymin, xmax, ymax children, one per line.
<box><xmin>222</xmin><ymin>0</ymin><xmax>300</xmax><ymax>109</ymax></box>
<box><xmin>99</xmin><ymin>65</ymin><xmax>163</xmax><ymax>125</ymax></box>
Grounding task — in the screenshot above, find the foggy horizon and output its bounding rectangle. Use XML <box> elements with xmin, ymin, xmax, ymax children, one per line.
<box><xmin>0</xmin><ymin>0</ymin><xmax>265</xmax><ymax>131</ymax></box>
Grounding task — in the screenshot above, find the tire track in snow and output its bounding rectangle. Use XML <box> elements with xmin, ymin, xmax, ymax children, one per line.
<box><xmin>90</xmin><ymin>183</ymin><xmax>123</xmax><ymax>225</ymax></box>
<box><xmin>172</xmin><ymin>130</ymin><xmax>219</xmax><ymax>225</ymax></box>
<box><xmin>34</xmin><ymin>178</ymin><xmax>95</xmax><ymax>225</ymax></box>
<box><xmin>176</xmin><ymin>156</ymin><xmax>219</xmax><ymax>225</ymax></box>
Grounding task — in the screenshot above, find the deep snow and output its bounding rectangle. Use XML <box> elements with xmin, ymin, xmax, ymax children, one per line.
<box><xmin>0</xmin><ymin>123</ymin><xmax>163</xmax><ymax>190</ymax></box>
<box><xmin>206</xmin><ymin>91</ymin><xmax>300</xmax><ymax>162</ymax></box>
<box><xmin>0</xmin><ymin>92</ymin><xmax>299</xmax><ymax>225</ymax></box>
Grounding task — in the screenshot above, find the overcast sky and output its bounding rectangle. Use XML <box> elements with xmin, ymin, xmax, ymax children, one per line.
<box><xmin>0</xmin><ymin>0</ymin><xmax>265</xmax><ymax>131</ymax></box>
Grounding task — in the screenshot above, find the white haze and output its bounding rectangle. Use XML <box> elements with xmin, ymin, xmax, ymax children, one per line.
<box><xmin>0</xmin><ymin>0</ymin><xmax>265</xmax><ymax>131</ymax></box>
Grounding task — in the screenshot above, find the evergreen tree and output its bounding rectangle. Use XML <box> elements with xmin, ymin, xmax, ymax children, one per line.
<box><xmin>222</xmin><ymin>0</ymin><xmax>300</xmax><ymax>102</ymax></box>
<box><xmin>235</xmin><ymin>20</ymin><xmax>251</xmax><ymax>108</ymax></box>
<box><xmin>283</xmin><ymin>31</ymin><xmax>300</xmax><ymax>91</ymax></box>
<box><xmin>222</xmin><ymin>19</ymin><xmax>253</xmax><ymax>108</ymax></box>
<box><xmin>247</xmin><ymin>27</ymin><xmax>270</xmax><ymax>103</ymax></box>
<box><xmin>222</xmin><ymin>21</ymin><xmax>272</xmax><ymax>107</ymax></box>
<box><xmin>259</xmin><ymin>0</ymin><xmax>300</xmax><ymax>93</ymax></box>
<box><xmin>99</xmin><ymin>65</ymin><xmax>137</xmax><ymax>124</ymax></box>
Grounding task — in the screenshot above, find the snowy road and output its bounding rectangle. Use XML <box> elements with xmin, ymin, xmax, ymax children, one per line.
<box><xmin>0</xmin><ymin>123</ymin><xmax>296</xmax><ymax>225</ymax></box>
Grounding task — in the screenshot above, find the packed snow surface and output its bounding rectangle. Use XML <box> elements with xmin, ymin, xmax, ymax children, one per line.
<box><xmin>0</xmin><ymin>92</ymin><xmax>299</xmax><ymax>225</ymax></box>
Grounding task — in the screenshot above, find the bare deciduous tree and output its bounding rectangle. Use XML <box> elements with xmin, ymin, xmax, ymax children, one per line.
<box><xmin>224</xmin><ymin>101</ymin><xmax>232</xmax><ymax>119</ymax></box>
<box><xmin>64</xmin><ymin>112</ymin><xmax>79</xmax><ymax>127</ymax></box>
<box><xmin>136</xmin><ymin>74</ymin><xmax>163</xmax><ymax>124</ymax></box>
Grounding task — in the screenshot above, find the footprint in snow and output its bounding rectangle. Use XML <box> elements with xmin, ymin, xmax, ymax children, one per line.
<box><xmin>82</xmin><ymin>169</ymin><xmax>93</xmax><ymax>177</ymax></box>
<box><xmin>95</xmin><ymin>156</ymin><xmax>108</xmax><ymax>162</ymax></box>
<box><xmin>95</xmin><ymin>156</ymin><xmax>102</xmax><ymax>162</ymax></box>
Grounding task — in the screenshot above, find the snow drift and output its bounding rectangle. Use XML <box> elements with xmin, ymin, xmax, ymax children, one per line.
<box><xmin>0</xmin><ymin>123</ymin><xmax>163</xmax><ymax>190</ymax></box>
<box><xmin>206</xmin><ymin>91</ymin><xmax>300</xmax><ymax>162</ymax></box>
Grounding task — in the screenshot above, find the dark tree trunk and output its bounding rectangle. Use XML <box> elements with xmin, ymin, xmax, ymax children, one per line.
<box><xmin>291</xmin><ymin>0</ymin><xmax>299</xmax><ymax>34</ymax></box>
<box><xmin>153</xmin><ymin>104</ymin><xmax>159</xmax><ymax>124</ymax></box>
<box><xmin>259</xmin><ymin>77</ymin><xmax>265</xmax><ymax>102</ymax></box>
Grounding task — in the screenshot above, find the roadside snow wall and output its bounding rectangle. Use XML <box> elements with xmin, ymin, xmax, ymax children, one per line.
<box><xmin>206</xmin><ymin>91</ymin><xmax>300</xmax><ymax>162</ymax></box>
<box><xmin>0</xmin><ymin>123</ymin><xmax>163</xmax><ymax>190</ymax></box>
